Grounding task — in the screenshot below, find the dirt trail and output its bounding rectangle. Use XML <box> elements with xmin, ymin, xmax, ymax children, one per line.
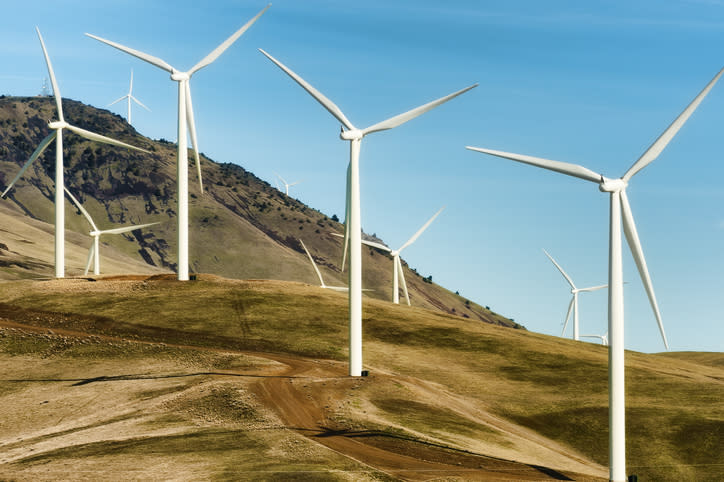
<box><xmin>1</xmin><ymin>317</ymin><xmax>605</xmax><ymax>480</ymax></box>
<box><xmin>249</xmin><ymin>354</ymin><xmax>604</xmax><ymax>481</ymax></box>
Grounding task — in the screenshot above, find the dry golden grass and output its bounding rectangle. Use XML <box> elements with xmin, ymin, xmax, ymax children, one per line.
<box><xmin>0</xmin><ymin>275</ymin><xmax>721</xmax><ymax>480</ymax></box>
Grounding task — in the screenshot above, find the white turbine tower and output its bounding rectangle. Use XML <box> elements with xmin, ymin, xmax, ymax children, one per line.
<box><xmin>260</xmin><ymin>48</ymin><xmax>476</xmax><ymax>376</ymax></box>
<box><xmin>275</xmin><ymin>172</ymin><xmax>302</xmax><ymax>196</ymax></box>
<box><xmin>108</xmin><ymin>69</ymin><xmax>150</xmax><ymax>126</ymax></box>
<box><xmin>1</xmin><ymin>27</ymin><xmax>148</xmax><ymax>279</ymax></box>
<box><xmin>87</xmin><ymin>3</ymin><xmax>270</xmax><ymax>281</ymax></box>
<box><xmin>64</xmin><ymin>187</ymin><xmax>159</xmax><ymax>275</ymax></box>
<box><xmin>299</xmin><ymin>239</ymin><xmax>349</xmax><ymax>292</ymax></box>
<box><xmin>467</xmin><ymin>66</ymin><xmax>723</xmax><ymax>482</ymax></box>
<box><xmin>543</xmin><ymin>249</ymin><xmax>607</xmax><ymax>341</ymax></box>
<box><xmin>358</xmin><ymin>207</ymin><xmax>444</xmax><ymax>305</ymax></box>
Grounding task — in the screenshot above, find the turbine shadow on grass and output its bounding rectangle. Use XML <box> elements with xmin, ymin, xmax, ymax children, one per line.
<box><xmin>3</xmin><ymin>371</ymin><xmax>315</xmax><ymax>386</ymax></box>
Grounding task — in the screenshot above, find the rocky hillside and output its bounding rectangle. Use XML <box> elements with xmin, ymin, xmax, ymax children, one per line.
<box><xmin>0</xmin><ymin>95</ymin><xmax>520</xmax><ymax>328</ymax></box>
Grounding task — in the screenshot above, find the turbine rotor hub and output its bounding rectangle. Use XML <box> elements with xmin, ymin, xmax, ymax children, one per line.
<box><xmin>170</xmin><ymin>71</ymin><xmax>190</xmax><ymax>82</ymax></box>
<box><xmin>598</xmin><ymin>177</ymin><xmax>627</xmax><ymax>193</ymax></box>
<box><xmin>340</xmin><ymin>129</ymin><xmax>363</xmax><ymax>141</ymax></box>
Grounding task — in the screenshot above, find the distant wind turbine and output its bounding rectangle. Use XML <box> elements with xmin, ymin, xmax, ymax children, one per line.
<box><xmin>1</xmin><ymin>27</ymin><xmax>148</xmax><ymax>279</ymax></box>
<box><xmin>108</xmin><ymin>69</ymin><xmax>150</xmax><ymax>126</ymax></box>
<box><xmin>467</xmin><ymin>66</ymin><xmax>723</xmax><ymax>482</ymax></box>
<box><xmin>260</xmin><ymin>48</ymin><xmax>476</xmax><ymax>376</ymax></box>
<box><xmin>299</xmin><ymin>239</ymin><xmax>349</xmax><ymax>292</ymax></box>
<box><xmin>64</xmin><ymin>187</ymin><xmax>158</xmax><ymax>276</ymax></box>
<box><xmin>581</xmin><ymin>332</ymin><xmax>609</xmax><ymax>346</ymax></box>
<box><xmin>87</xmin><ymin>3</ymin><xmax>270</xmax><ymax>281</ymax></box>
<box><xmin>358</xmin><ymin>207</ymin><xmax>444</xmax><ymax>305</ymax></box>
<box><xmin>543</xmin><ymin>249</ymin><xmax>607</xmax><ymax>341</ymax></box>
<box><xmin>275</xmin><ymin>172</ymin><xmax>302</xmax><ymax>196</ymax></box>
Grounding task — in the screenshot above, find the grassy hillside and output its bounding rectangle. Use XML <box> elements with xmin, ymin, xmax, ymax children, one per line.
<box><xmin>0</xmin><ymin>95</ymin><xmax>517</xmax><ymax>328</ymax></box>
<box><xmin>0</xmin><ymin>276</ymin><xmax>721</xmax><ymax>480</ymax></box>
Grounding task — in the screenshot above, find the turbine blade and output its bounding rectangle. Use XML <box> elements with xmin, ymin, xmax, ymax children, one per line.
<box><xmin>619</xmin><ymin>190</ymin><xmax>669</xmax><ymax>349</ymax></box>
<box><xmin>341</xmin><ymin>162</ymin><xmax>351</xmax><ymax>270</ymax></box>
<box><xmin>85</xmin><ymin>33</ymin><xmax>175</xmax><ymax>74</ymax></box>
<box><xmin>259</xmin><ymin>49</ymin><xmax>355</xmax><ymax>130</ymax></box>
<box><xmin>275</xmin><ymin>172</ymin><xmax>287</xmax><ymax>186</ymax></box>
<box><xmin>561</xmin><ymin>296</ymin><xmax>575</xmax><ymax>336</ymax></box>
<box><xmin>397</xmin><ymin>257</ymin><xmax>411</xmax><ymax>306</ymax></box>
<box><xmin>362</xmin><ymin>84</ymin><xmax>477</xmax><ymax>136</ymax></box>
<box><xmin>397</xmin><ymin>206</ymin><xmax>444</xmax><ymax>253</ymax></box>
<box><xmin>361</xmin><ymin>239</ymin><xmax>392</xmax><ymax>252</ymax></box>
<box><xmin>466</xmin><ymin>146</ymin><xmax>602</xmax><ymax>184</ymax></box>
<box><xmin>84</xmin><ymin>242</ymin><xmax>95</xmax><ymax>276</ymax></box>
<box><xmin>579</xmin><ymin>283</ymin><xmax>608</xmax><ymax>292</ymax></box>
<box><xmin>184</xmin><ymin>83</ymin><xmax>203</xmax><ymax>192</ymax></box>
<box><xmin>108</xmin><ymin>94</ymin><xmax>127</xmax><ymax>107</ymax></box>
<box><xmin>288</xmin><ymin>180</ymin><xmax>302</xmax><ymax>187</ymax></box>
<box><xmin>36</xmin><ymin>27</ymin><xmax>64</xmax><ymax>122</ymax></box>
<box><xmin>189</xmin><ymin>4</ymin><xmax>271</xmax><ymax>75</ymax></box>
<box><xmin>624</xmin><ymin>66</ymin><xmax>724</xmax><ymax>182</ymax></box>
<box><xmin>1</xmin><ymin>131</ymin><xmax>56</xmax><ymax>198</ymax></box>
<box><xmin>65</xmin><ymin>124</ymin><xmax>149</xmax><ymax>153</ymax></box>
<box><xmin>63</xmin><ymin>187</ymin><xmax>98</xmax><ymax>231</ymax></box>
<box><xmin>543</xmin><ymin>249</ymin><xmax>576</xmax><ymax>289</ymax></box>
<box><xmin>130</xmin><ymin>95</ymin><xmax>151</xmax><ymax>111</ymax></box>
<box><xmin>300</xmin><ymin>239</ymin><xmax>325</xmax><ymax>287</ymax></box>
<box><xmin>100</xmin><ymin>221</ymin><xmax>159</xmax><ymax>235</ymax></box>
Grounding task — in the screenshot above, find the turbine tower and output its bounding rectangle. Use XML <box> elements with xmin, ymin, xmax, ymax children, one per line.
<box><xmin>467</xmin><ymin>66</ymin><xmax>723</xmax><ymax>482</ymax></box>
<box><xmin>543</xmin><ymin>249</ymin><xmax>607</xmax><ymax>340</ymax></box>
<box><xmin>87</xmin><ymin>3</ymin><xmax>270</xmax><ymax>281</ymax></box>
<box><xmin>260</xmin><ymin>48</ymin><xmax>476</xmax><ymax>376</ymax></box>
<box><xmin>358</xmin><ymin>207</ymin><xmax>444</xmax><ymax>305</ymax></box>
<box><xmin>1</xmin><ymin>28</ymin><xmax>148</xmax><ymax>278</ymax></box>
<box><xmin>64</xmin><ymin>187</ymin><xmax>158</xmax><ymax>275</ymax></box>
<box><xmin>108</xmin><ymin>69</ymin><xmax>150</xmax><ymax>126</ymax></box>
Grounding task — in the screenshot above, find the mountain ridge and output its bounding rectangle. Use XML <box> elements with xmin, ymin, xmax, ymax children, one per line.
<box><xmin>0</xmin><ymin>95</ymin><xmax>519</xmax><ymax>328</ymax></box>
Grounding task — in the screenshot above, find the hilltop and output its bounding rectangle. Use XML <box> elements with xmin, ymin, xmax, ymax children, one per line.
<box><xmin>0</xmin><ymin>276</ymin><xmax>721</xmax><ymax>480</ymax></box>
<box><xmin>0</xmin><ymin>95</ymin><xmax>517</xmax><ymax>328</ymax></box>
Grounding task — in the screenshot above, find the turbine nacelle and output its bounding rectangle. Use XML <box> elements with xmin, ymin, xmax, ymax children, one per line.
<box><xmin>48</xmin><ymin>120</ymin><xmax>68</xmax><ymax>130</ymax></box>
<box><xmin>170</xmin><ymin>71</ymin><xmax>190</xmax><ymax>82</ymax></box>
<box><xmin>340</xmin><ymin>128</ymin><xmax>363</xmax><ymax>141</ymax></box>
<box><xmin>599</xmin><ymin>177</ymin><xmax>627</xmax><ymax>193</ymax></box>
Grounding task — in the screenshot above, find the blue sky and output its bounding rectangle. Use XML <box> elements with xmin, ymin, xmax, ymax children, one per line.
<box><xmin>1</xmin><ymin>1</ymin><xmax>722</xmax><ymax>353</ymax></box>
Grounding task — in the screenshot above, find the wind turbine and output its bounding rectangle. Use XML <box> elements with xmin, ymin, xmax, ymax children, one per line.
<box><xmin>275</xmin><ymin>172</ymin><xmax>302</xmax><ymax>196</ymax></box>
<box><xmin>260</xmin><ymin>48</ymin><xmax>476</xmax><ymax>376</ymax></box>
<box><xmin>581</xmin><ymin>332</ymin><xmax>609</xmax><ymax>346</ymax></box>
<box><xmin>467</xmin><ymin>66</ymin><xmax>723</xmax><ymax>482</ymax></box>
<box><xmin>86</xmin><ymin>3</ymin><xmax>270</xmax><ymax>281</ymax></box>
<box><xmin>108</xmin><ymin>69</ymin><xmax>150</xmax><ymax>126</ymax></box>
<box><xmin>357</xmin><ymin>207</ymin><xmax>444</xmax><ymax>305</ymax></box>
<box><xmin>299</xmin><ymin>239</ymin><xmax>349</xmax><ymax>292</ymax></box>
<box><xmin>543</xmin><ymin>249</ymin><xmax>607</xmax><ymax>341</ymax></box>
<box><xmin>0</xmin><ymin>27</ymin><xmax>148</xmax><ymax>279</ymax></box>
<box><xmin>64</xmin><ymin>187</ymin><xmax>159</xmax><ymax>276</ymax></box>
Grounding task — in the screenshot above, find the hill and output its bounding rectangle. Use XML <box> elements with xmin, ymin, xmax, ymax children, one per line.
<box><xmin>0</xmin><ymin>95</ymin><xmax>518</xmax><ymax>329</ymax></box>
<box><xmin>0</xmin><ymin>276</ymin><xmax>721</xmax><ymax>480</ymax></box>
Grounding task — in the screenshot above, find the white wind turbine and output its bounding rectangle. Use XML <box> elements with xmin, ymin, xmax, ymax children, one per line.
<box><xmin>87</xmin><ymin>3</ymin><xmax>270</xmax><ymax>281</ymax></box>
<box><xmin>260</xmin><ymin>48</ymin><xmax>476</xmax><ymax>376</ymax></box>
<box><xmin>358</xmin><ymin>207</ymin><xmax>444</xmax><ymax>305</ymax></box>
<box><xmin>581</xmin><ymin>332</ymin><xmax>609</xmax><ymax>346</ymax></box>
<box><xmin>108</xmin><ymin>69</ymin><xmax>150</xmax><ymax>126</ymax></box>
<box><xmin>64</xmin><ymin>187</ymin><xmax>159</xmax><ymax>276</ymax></box>
<box><xmin>1</xmin><ymin>27</ymin><xmax>148</xmax><ymax>279</ymax></box>
<box><xmin>467</xmin><ymin>66</ymin><xmax>723</xmax><ymax>482</ymax></box>
<box><xmin>543</xmin><ymin>249</ymin><xmax>607</xmax><ymax>341</ymax></box>
<box><xmin>299</xmin><ymin>239</ymin><xmax>349</xmax><ymax>292</ymax></box>
<box><xmin>275</xmin><ymin>172</ymin><xmax>302</xmax><ymax>196</ymax></box>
